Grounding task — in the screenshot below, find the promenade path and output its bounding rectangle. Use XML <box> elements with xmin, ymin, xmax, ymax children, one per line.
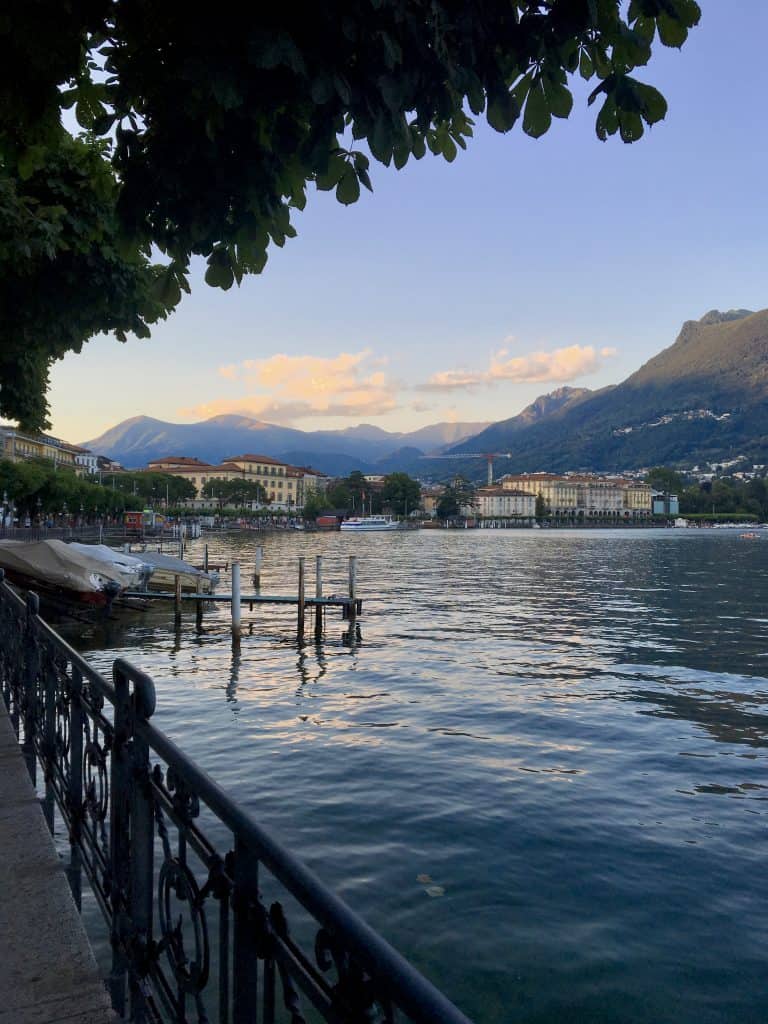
<box><xmin>0</xmin><ymin>701</ymin><xmax>117</xmax><ymax>1024</ymax></box>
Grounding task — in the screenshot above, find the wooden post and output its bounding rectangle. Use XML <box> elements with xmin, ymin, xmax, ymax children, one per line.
<box><xmin>348</xmin><ymin>555</ymin><xmax>357</xmax><ymax>624</ymax></box>
<box><xmin>195</xmin><ymin>576</ymin><xmax>203</xmax><ymax>632</ymax></box>
<box><xmin>253</xmin><ymin>545</ymin><xmax>263</xmax><ymax>589</ymax></box>
<box><xmin>231</xmin><ymin>562</ymin><xmax>241</xmax><ymax>644</ymax></box>
<box><xmin>297</xmin><ymin>556</ymin><xmax>305</xmax><ymax>642</ymax></box>
<box><xmin>178</xmin><ymin>537</ymin><xmax>184</xmax><ymax>560</ymax></box>
<box><xmin>314</xmin><ymin>555</ymin><xmax>323</xmax><ymax>640</ymax></box>
<box><xmin>174</xmin><ymin>574</ymin><xmax>182</xmax><ymax>626</ymax></box>
<box><xmin>203</xmin><ymin>543</ymin><xmax>209</xmax><ymax>573</ymax></box>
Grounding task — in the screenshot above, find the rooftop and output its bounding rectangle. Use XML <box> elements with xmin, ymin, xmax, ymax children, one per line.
<box><xmin>147</xmin><ymin>456</ymin><xmax>213</xmax><ymax>467</ymax></box>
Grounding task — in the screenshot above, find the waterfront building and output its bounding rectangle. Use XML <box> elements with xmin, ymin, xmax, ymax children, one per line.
<box><xmin>474</xmin><ymin>487</ymin><xmax>536</xmax><ymax>519</ymax></box>
<box><xmin>652</xmin><ymin>491</ymin><xmax>680</xmax><ymax>516</ymax></box>
<box><xmin>420</xmin><ymin>485</ymin><xmax>446</xmax><ymax>518</ymax></box>
<box><xmin>0</xmin><ymin>423</ymin><xmax>85</xmax><ymax>473</ymax></box>
<box><xmin>146</xmin><ymin>453</ymin><xmax>326</xmax><ymax>511</ymax></box>
<box><xmin>499</xmin><ymin>473</ymin><xmax>653</xmax><ymax>518</ymax></box>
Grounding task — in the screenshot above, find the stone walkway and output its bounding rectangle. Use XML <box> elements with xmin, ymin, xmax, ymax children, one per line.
<box><xmin>0</xmin><ymin>701</ymin><xmax>118</xmax><ymax>1023</ymax></box>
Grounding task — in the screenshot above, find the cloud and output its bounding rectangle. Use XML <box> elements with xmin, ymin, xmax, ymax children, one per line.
<box><xmin>420</xmin><ymin>344</ymin><xmax>616</xmax><ymax>392</ymax></box>
<box><xmin>181</xmin><ymin>349</ymin><xmax>398</xmax><ymax>423</ymax></box>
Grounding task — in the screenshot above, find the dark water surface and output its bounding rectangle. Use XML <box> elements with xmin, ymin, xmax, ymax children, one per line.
<box><xmin>61</xmin><ymin>529</ymin><xmax>768</xmax><ymax>1023</ymax></box>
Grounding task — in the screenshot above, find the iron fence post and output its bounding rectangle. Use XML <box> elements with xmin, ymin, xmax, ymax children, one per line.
<box><xmin>22</xmin><ymin>592</ymin><xmax>40</xmax><ymax>785</ymax></box>
<box><xmin>41</xmin><ymin>641</ymin><xmax>56</xmax><ymax>834</ymax></box>
<box><xmin>110</xmin><ymin>662</ymin><xmax>132</xmax><ymax>1016</ymax></box>
<box><xmin>233</xmin><ymin>836</ymin><xmax>260</xmax><ymax>1023</ymax></box>
<box><xmin>126</xmin><ymin>663</ymin><xmax>157</xmax><ymax>1024</ymax></box>
<box><xmin>67</xmin><ymin>664</ymin><xmax>84</xmax><ymax>910</ymax></box>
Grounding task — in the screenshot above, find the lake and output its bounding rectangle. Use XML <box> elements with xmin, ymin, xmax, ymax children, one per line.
<box><xmin>60</xmin><ymin>528</ymin><xmax>768</xmax><ymax>1023</ymax></box>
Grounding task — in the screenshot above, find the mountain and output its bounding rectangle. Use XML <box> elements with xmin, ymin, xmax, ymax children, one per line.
<box><xmin>450</xmin><ymin>308</ymin><xmax>768</xmax><ymax>473</ymax></box>
<box><xmin>82</xmin><ymin>414</ymin><xmax>490</xmax><ymax>472</ymax></box>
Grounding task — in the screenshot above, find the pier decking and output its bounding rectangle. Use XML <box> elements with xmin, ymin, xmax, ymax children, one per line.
<box><xmin>0</xmin><ymin>701</ymin><xmax>115</xmax><ymax>1024</ymax></box>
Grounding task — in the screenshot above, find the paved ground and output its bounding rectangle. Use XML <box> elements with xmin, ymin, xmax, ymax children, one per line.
<box><xmin>0</xmin><ymin>702</ymin><xmax>118</xmax><ymax>1023</ymax></box>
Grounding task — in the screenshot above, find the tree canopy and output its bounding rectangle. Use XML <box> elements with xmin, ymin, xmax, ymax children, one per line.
<box><xmin>381</xmin><ymin>472</ymin><xmax>421</xmax><ymax>515</ymax></box>
<box><xmin>1</xmin><ymin>0</ymin><xmax>700</xmax><ymax>428</ymax></box>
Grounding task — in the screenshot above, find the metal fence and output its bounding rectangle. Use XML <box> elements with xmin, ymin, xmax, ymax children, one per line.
<box><xmin>0</xmin><ymin>570</ymin><xmax>472</xmax><ymax>1024</ymax></box>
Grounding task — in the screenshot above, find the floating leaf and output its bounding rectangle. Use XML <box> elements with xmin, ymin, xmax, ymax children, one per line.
<box><xmin>425</xmin><ymin>885</ymin><xmax>445</xmax><ymax>898</ymax></box>
<box><xmin>416</xmin><ymin>873</ymin><xmax>433</xmax><ymax>884</ymax></box>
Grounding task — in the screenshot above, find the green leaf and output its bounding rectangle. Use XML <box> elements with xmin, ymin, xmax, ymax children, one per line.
<box><xmin>542</xmin><ymin>76</ymin><xmax>573</xmax><ymax>119</ymax></box>
<box><xmin>442</xmin><ymin>135</ymin><xmax>457</xmax><ymax>162</ymax></box>
<box><xmin>619</xmin><ymin>109</ymin><xmax>644</xmax><ymax>143</ymax></box>
<box><xmin>336</xmin><ymin>165</ymin><xmax>360</xmax><ymax>205</ymax></box>
<box><xmin>579</xmin><ymin>49</ymin><xmax>594</xmax><ymax>79</ymax></box>
<box><xmin>411</xmin><ymin>132</ymin><xmax>427</xmax><ymax>159</ymax></box>
<box><xmin>595</xmin><ymin>95</ymin><xmax>619</xmax><ymax>140</ymax></box>
<box><xmin>315</xmin><ymin>155</ymin><xmax>346</xmax><ymax>190</ymax></box>
<box><xmin>487</xmin><ymin>90</ymin><xmax>519</xmax><ymax>133</ymax></box>
<box><xmin>634</xmin><ymin>81</ymin><xmax>667</xmax><ymax>124</ymax></box>
<box><xmin>522</xmin><ymin>79</ymin><xmax>551</xmax><ymax>139</ymax></box>
<box><xmin>17</xmin><ymin>146</ymin><xmax>46</xmax><ymax>181</ymax></box>
<box><xmin>657</xmin><ymin>12</ymin><xmax>688</xmax><ymax>47</ymax></box>
<box><xmin>465</xmin><ymin>71</ymin><xmax>486</xmax><ymax>115</ymax></box>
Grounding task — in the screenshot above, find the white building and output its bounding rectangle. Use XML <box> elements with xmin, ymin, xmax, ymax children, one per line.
<box><xmin>474</xmin><ymin>487</ymin><xmax>536</xmax><ymax>519</ymax></box>
<box><xmin>74</xmin><ymin>451</ymin><xmax>99</xmax><ymax>474</ymax></box>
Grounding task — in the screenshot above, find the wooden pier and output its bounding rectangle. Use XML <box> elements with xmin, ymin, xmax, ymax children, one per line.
<box><xmin>125</xmin><ymin>554</ymin><xmax>360</xmax><ymax>644</ymax></box>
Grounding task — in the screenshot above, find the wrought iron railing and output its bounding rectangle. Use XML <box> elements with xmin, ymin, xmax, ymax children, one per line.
<box><xmin>0</xmin><ymin>570</ymin><xmax>472</xmax><ymax>1024</ymax></box>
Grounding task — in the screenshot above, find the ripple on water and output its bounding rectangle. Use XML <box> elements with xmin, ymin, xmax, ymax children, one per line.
<box><xmin>59</xmin><ymin>529</ymin><xmax>768</xmax><ymax>1024</ymax></box>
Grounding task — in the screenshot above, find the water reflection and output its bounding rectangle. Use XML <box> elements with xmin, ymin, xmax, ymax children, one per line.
<box><xmin>57</xmin><ymin>530</ymin><xmax>768</xmax><ymax>1024</ymax></box>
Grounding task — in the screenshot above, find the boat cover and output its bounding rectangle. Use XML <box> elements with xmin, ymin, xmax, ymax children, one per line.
<box><xmin>68</xmin><ymin>544</ymin><xmax>152</xmax><ymax>587</ymax></box>
<box><xmin>0</xmin><ymin>540</ymin><xmax>134</xmax><ymax>594</ymax></box>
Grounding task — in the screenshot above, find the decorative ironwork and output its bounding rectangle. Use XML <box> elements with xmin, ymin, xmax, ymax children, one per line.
<box><xmin>0</xmin><ymin>569</ymin><xmax>472</xmax><ymax>1024</ymax></box>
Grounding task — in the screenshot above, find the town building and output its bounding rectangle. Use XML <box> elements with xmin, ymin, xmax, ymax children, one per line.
<box><xmin>0</xmin><ymin>423</ymin><xmax>85</xmax><ymax>473</ymax></box>
<box><xmin>145</xmin><ymin>453</ymin><xmax>327</xmax><ymax>511</ymax></box>
<box><xmin>474</xmin><ymin>487</ymin><xmax>536</xmax><ymax>519</ymax></box>
<box><xmin>420</xmin><ymin>485</ymin><xmax>446</xmax><ymax>518</ymax></box>
<box><xmin>498</xmin><ymin>473</ymin><xmax>653</xmax><ymax>518</ymax></box>
<box><xmin>652</xmin><ymin>492</ymin><xmax>680</xmax><ymax>516</ymax></box>
<box><xmin>74</xmin><ymin>451</ymin><xmax>99</xmax><ymax>474</ymax></box>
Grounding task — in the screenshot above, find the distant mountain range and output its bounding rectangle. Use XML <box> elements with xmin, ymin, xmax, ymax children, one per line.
<box><xmin>84</xmin><ymin>308</ymin><xmax>768</xmax><ymax>479</ymax></box>
<box><xmin>82</xmin><ymin>416</ymin><xmax>491</xmax><ymax>475</ymax></box>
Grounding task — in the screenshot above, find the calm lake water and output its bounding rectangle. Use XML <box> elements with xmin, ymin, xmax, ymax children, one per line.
<box><xmin>60</xmin><ymin>529</ymin><xmax>768</xmax><ymax>1023</ymax></box>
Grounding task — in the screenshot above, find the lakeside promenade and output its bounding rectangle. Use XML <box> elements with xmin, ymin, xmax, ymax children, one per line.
<box><xmin>0</xmin><ymin>700</ymin><xmax>115</xmax><ymax>1024</ymax></box>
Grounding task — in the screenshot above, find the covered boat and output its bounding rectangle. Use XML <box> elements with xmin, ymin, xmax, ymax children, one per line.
<box><xmin>0</xmin><ymin>540</ymin><xmax>133</xmax><ymax>607</ymax></box>
<box><xmin>68</xmin><ymin>543</ymin><xmax>154</xmax><ymax>590</ymax></box>
<box><xmin>137</xmin><ymin>550</ymin><xmax>218</xmax><ymax>592</ymax></box>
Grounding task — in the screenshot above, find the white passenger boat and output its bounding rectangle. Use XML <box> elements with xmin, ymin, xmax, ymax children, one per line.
<box><xmin>340</xmin><ymin>515</ymin><xmax>404</xmax><ymax>532</ymax></box>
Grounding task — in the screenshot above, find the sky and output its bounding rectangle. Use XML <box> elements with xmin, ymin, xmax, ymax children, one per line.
<box><xmin>48</xmin><ymin>2</ymin><xmax>768</xmax><ymax>445</ymax></box>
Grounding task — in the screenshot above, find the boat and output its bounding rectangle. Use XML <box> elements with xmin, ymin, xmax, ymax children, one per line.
<box><xmin>739</xmin><ymin>531</ymin><xmax>760</xmax><ymax>540</ymax></box>
<box><xmin>340</xmin><ymin>515</ymin><xmax>405</xmax><ymax>532</ymax></box>
<box><xmin>68</xmin><ymin>543</ymin><xmax>154</xmax><ymax>590</ymax></box>
<box><xmin>0</xmin><ymin>539</ymin><xmax>134</xmax><ymax>608</ymax></box>
<box><xmin>137</xmin><ymin>550</ymin><xmax>219</xmax><ymax>592</ymax></box>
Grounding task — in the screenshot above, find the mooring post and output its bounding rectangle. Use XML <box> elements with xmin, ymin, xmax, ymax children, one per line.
<box><xmin>231</xmin><ymin>562</ymin><xmax>242</xmax><ymax>644</ymax></box>
<box><xmin>314</xmin><ymin>554</ymin><xmax>323</xmax><ymax>640</ymax></box>
<box><xmin>297</xmin><ymin>556</ymin><xmax>305</xmax><ymax>642</ymax></box>
<box><xmin>195</xmin><ymin>576</ymin><xmax>203</xmax><ymax>632</ymax></box>
<box><xmin>253</xmin><ymin>545</ymin><xmax>263</xmax><ymax>589</ymax></box>
<box><xmin>204</xmin><ymin>543</ymin><xmax>209</xmax><ymax>573</ymax></box>
<box><xmin>179</xmin><ymin>536</ymin><xmax>184</xmax><ymax>560</ymax></box>
<box><xmin>174</xmin><ymin>574</ymin><xmax>182</xmax><ymax>626</ymax></box>
<box><xmin>348</xmin><ymin>555</ymin><xmax>357</xmax><ymax>624</ymax></box>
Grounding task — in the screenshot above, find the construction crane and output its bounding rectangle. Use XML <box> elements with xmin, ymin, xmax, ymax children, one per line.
<box><xmin>419</xmin><ymin>452</ymin><xmax>513</xmax><ymax>485</ymax></box>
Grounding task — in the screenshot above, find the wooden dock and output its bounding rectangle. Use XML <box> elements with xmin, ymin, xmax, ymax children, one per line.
<box><xmin>126</xmin><ymin>555</ymin><xmax>360</xmax><ymax>643</ymax></box>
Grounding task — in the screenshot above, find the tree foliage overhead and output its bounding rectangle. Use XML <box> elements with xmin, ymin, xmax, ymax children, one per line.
<box><xmin>1</xmin><ymin>0</ymin><xmax>700</xmax><ymax>428</ymax></box>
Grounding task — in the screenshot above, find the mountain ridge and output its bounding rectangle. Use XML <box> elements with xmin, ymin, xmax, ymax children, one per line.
<box><xmin>82</xmin><ymin>416</ymin><xmax>491</xmax><ymax>474</ymax></box>
<box><xmin>449</xmin><ymin>308</ymin><xmax>768</xmax><ymax>473</ymax></box>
